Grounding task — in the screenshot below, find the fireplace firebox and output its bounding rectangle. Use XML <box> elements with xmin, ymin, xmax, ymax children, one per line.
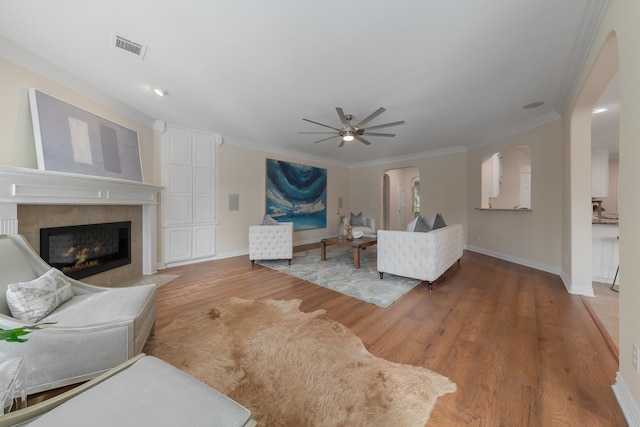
<box><xmin>40</xmin><ymin>221</ymin><xmax>132</xmax><ymax>279</ymax></box>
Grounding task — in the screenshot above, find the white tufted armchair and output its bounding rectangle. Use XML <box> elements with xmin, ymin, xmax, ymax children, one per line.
<box><xmin>0</xmin><ymin>234</ymin><xmax>156</xmax><ymax>395</ymax></box>
<box><xmin>248</xmin><ymin>222</ymin><xmax>293</xmax><ymax>266</ymax></box>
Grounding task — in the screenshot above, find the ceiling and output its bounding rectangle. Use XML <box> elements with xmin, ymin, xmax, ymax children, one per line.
<box><xmin>0</xmin><ymin>0</ymin><xmax>615</xmax><ymax>166</ymax></box>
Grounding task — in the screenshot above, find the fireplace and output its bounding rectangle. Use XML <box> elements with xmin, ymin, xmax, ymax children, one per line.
<box><xmin>40</xmin><ymin>221</ymin><xmax>132</xmax><ymax>279</ymax></box>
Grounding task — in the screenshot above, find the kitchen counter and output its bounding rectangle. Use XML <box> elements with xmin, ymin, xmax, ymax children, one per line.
<box><xmin>592</xmin><ymin>214</ymin><xmax>619</xmax><ymax>225</ymax></box>
<box><xmin>592</xmin><ymin>223</ymin><xmax>619</xmax><ymax>284</ymax></box>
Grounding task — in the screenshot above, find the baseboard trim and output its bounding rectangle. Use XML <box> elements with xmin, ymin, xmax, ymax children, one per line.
<box><xmin>464</xmin><ymin>245</ymin><xmax>560</xmax><ymax>275</ymax></box>
<box><xmin>612</xmin><ymin>372</ymin><xmax>640</xmax><ymax>427</ymax></box>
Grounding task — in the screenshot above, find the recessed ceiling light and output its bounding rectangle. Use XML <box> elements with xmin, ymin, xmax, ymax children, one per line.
<box><xmin>593</xmin><ymin>108</ymin><xmax>608</xmax><ymax>114</ymax></box>
<box><xmin>523</xmin><ymin>101</ymin><xmax>544</xmax><ymax>109</ymax></box>
<box><xmin>153</xmin><ymin>88</ymin><xmax>167</xmax><ymax>97</ymax></box>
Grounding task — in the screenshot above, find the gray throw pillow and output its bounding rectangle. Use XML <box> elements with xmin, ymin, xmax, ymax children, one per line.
<box><xmin>350</xmin><ymin>212</ymin><xmax>366</xmax><ymax>227</ymax></box>
<box><xmin>432</xmin><ymin>213</ymin><xmax>447</xmax><ymax>229</ymax></box>
<box><xmin>406</xmin><ymin>216</ymin><xmax>419</xmax><ymax>232</ymax></box>
<box><xmin>261</xmin><ymin>215</ymin><xmax>279</xmax><ymax>225</ymax></box>
<box><xmin>414</xmin><ymin>215</ymin><xmax>432</xmax><ymax>232</ymax></box>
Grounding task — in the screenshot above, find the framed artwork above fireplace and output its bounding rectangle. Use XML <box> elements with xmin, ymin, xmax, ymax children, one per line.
<box><xmin>28</xmin><ymin>88</ymin><xmax>143</xmax><ymax>182</ymax></box>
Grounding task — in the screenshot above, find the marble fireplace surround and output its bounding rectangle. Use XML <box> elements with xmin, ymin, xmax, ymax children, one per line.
<box><xmin>0</xmin><ymin>165</ymin><xmax>162</xmax><ymax>277</ymax></box>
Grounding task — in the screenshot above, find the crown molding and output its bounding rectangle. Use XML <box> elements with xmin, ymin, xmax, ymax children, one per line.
<box><xmin>554</xmin><ymin>0</ymin><xmax>612</xmax><ymax>114</ymax></box>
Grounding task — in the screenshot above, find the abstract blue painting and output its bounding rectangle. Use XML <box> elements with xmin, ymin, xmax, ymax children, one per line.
<box><xmin>266</xmin><ymin>159</ymin><xmax>326</xmax><ymax>231</ymax></box>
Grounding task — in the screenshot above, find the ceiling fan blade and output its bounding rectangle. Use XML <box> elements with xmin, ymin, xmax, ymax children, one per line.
<box><xmin>303</xmin><ymin>118</ymin><xmax>341</xmax><ymax>131</ymax></box>
<box><xmin>365</xmin><ymin>120</ymin><xmax>405</xmax><ymax>131</ymax></box>
<box><xmin>312</xmin><ymin>135</ymin><xmax>341</xmax><ymax>143</ymax></box>
<box><xmin>364</xmin><ymin>132</ymin><xmax>396</xmax><ymax>137</ymax></box>
<box><xmin>355</xmin><ymin>135</ymin><xmax>372</xmax><ymax>145</ymax></box>
<box><xmin>336</xmin><ymin>107</ymin><xmax>349</xmax><ymax>126</ymax></box>
<box><xmin>355</xmin><ymin>107</ymin><xmax>386</xmax><ymax>127</ymax></box>
<box><xmin>298</xmin><ymin>132</ymin><xmax>339</xmax><ymax>134</ymax></box>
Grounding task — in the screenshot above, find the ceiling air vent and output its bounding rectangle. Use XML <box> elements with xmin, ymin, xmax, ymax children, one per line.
<box><xmin>113</xmin><ymin>35</ymin><xmax>147</xmax><ymax>59</ymax></box>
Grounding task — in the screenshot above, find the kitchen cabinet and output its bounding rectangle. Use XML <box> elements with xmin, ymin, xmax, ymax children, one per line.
<box><xmin>489</xmin><ymin>152</ymin><xmax>501</xmax><ymax>198</ymax></box>
<box><xmin>591</xmin><ymin>149</ymin><xmax>609</xmax><ymax>198</ymax></box>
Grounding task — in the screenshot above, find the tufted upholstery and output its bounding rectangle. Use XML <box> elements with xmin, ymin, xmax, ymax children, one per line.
<box><xmin>248</xmin><ymin>222</ymin><xmax>293</xmax><ymax>266</ymax></box>
<box><xmin>377</xmin><ymin>224</ymin><xmax>463</xmax><ymax>291</ymax></box>
<box><xmin>350</xmin><ymin>216</ymin><xmax>376</xmax><ymax>236</ymax></box>
<box><xmin>0</xmin><ymin>234</ymin><xmax>157</xmax><ymax>395</ymax></box>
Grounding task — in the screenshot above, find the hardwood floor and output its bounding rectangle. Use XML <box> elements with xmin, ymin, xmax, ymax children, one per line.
<box><xmin>139</xmin><ymin>248</ymin><xmax>625</xmax><ymax>426</ymax></box>
<box><xmin>26</xmin><ymin>247</ymin><xmax>625</xmax><ymax>425</ymax></box>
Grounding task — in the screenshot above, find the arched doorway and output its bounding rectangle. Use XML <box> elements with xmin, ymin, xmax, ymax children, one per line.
<box><xmin>382</xmin><ymin>167</ymin><xmax>419</xmax><ymax>231</ymax></box>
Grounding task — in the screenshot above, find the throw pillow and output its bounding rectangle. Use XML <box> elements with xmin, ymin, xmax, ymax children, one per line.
<box><xmin>414</xmin><ymin>215</ymin><xmax>432</xmax><ymax>232</ymax></box>
<box><xmin>406</xmin><ymin>216</ymin><xmax>419</xmax><ymax>232</ymax></box>
<box><xmin>432</xmin><ymin>213</ymin><xmax>447</xmax><ymax>229</ymax></box>
<box><xmin>6</xmin><ymin>268</ymin><xmax>74</xmax><ymax>323</ymax></box>
<box><xmin>261</xmin><ymin>215</ymin><xmax>279</xmax><ymax>225</ymax></box>
<box><xmin>350</xmin><ymin>212</ymin><xmax>366</xmax><ymax>227</ymax></box>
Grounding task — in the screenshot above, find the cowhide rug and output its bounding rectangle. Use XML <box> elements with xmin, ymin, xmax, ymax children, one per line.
<box><xmin>146</xmin><ymin>298</ymin><xmax>456</xmax><ymax>426</ymax></box>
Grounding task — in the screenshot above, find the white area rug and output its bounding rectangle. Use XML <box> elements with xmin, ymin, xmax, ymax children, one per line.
<box><xmin>257</xmin><ymin>246</ymin><xmax>420</xmax><ymax>308</ymax></box>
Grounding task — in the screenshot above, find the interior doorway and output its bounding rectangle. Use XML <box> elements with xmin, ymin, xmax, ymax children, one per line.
<box><xmin>570</xmin><ymin>33</ymin><xmax>620</xmax><ymax>354</ymax></box>
<box><xmin>382</xmin><ymin>167</ymin><xmax>419</xmax><ymax>230</ymax></box>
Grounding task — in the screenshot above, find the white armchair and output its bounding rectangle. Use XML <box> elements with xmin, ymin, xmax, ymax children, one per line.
<box><xmin>349</xmin><ymin>213</ymin><xmax>376</xmax><ymax>236</ymax></box>
<box><xmin>0</xmin><ymin>234</ymin><xmax>156</xmax><ymax>395</ymax></box>
<box><xmin>248</xmin><ymin>222</ymin><xmax>293</xmax><ymax>266</ymax></box>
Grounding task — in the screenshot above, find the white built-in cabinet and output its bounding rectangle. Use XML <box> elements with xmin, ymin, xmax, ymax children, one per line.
<box><xmin>488</xmin><ymin>152</ymin><xmax>501</xmax><ymax>198</ymax></box>
<box><xmin>161</xmin><ymin>125</ymin><xmax>220</xmax><ymax>266</ymax></box>
<box><xmin>591</xmin><ymin>149</ymin><xmax>609</xmax><ymax>198</ymax></box>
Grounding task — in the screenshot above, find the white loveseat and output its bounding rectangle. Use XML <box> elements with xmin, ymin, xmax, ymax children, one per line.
<box><xmin>248</xmin><ymin>222</ymin><xmax>293</xmax><ymax>266</ymax></box>
<box><xmin>0</xmin><ymin>234</ymin><xmax>157</xmax><ymax>394</ymax></box>
<box><xmin>377</xmin><ymin>224</ymin><xmax>464</xmax><ymax>291</ymax></box>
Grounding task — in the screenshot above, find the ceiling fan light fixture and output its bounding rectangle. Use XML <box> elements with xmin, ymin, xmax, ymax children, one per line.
<box><xmin>342</xmin><ymin>132</ymin><xmax>355</xmax><ymax>142</ymax></box>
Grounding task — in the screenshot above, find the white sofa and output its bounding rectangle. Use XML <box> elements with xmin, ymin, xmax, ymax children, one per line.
<box><xmin>0</xmin><ymin>354</ymin><xmax>255</xmax><ymax>427</ymax></box>
<box><xmin>377</xmin><ymin>224</ymin><xmax>464</xmax><ymax>291</ymax></box>
<box><xmin>0</xmin><ymin>234</ymin><xmax>157</xmax><ymax>394</ymax></box>
<box><xmin>248</xmin><ymin>222</ymin><xmax>293</xmax><ymax>266</ymax></box>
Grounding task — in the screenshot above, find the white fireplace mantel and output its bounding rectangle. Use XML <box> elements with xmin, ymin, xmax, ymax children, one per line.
<box><xmin>0</xmin><ymin>165</ymin><xmax>163</xmax><ymax>275</ymax></box>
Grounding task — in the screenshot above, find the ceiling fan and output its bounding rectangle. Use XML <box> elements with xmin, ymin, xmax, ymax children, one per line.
<box><xmin>299</xmin><ymin>107</ymin><xmax>405</xmax><ymax>147</ymax></box>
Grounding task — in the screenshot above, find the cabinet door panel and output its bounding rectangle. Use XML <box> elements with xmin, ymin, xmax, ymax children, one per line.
<box><xmin>167</xmin><ymin>166</ymin><xmax>192</xmax><ymax>193</ymax></box>
<box><xmin>193</xmin><ymin>225</ymin><xmax>216</xmax><ymax>258</ymax></box>
<box><xmin>164</xmin><ymin>128</ymin><xmax>192</xmax><ymax>166</ymax></box>
<box><xmin>166</xmin><ymin>195</ymin><xmax>192</xmax><ymax>224</ymax></box>
<box><xmin>193</xmin><ymin>132</ymin><xmax>216</xmax><ymax>168</ymax></box>
<box><xmin>194</xmin><ymin>196</ymin><xmax>214</xmax><ymax>222</ymax></box>
<box><xmin>164</xmin><ymin>227</ymin><xmax>192</xmax><ymax>262</ymax></box>
<box><xmin>193</xmin><ymin>168</ymin><xmax>215</xmax><ymax>222</ymax></box>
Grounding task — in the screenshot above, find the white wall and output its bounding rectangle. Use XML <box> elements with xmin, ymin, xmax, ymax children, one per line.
<box><xmin>216</xmin><ymin>143</ymin><xmax>350</xmax><ymax>256</ymax></box>
<box><xmin>466</xmin><ymin>120</ymin><xmax>563</xmax><ymax>273</ymax></box>
<box><xmin>565</xmin><ymin>0</ymin><xmax>640</xmax><ymax>415</ymax></box>
<box><xmin>349</xmin><ymin>151</ymin><xmax>468</xmax><ymax>233</ymax></box>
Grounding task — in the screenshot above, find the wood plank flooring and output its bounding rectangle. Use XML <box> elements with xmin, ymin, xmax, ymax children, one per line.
<box><xmin>140</xmin><ymin>248</ymin><xmax>625</xmax><ymax>426</ymax></box>
<box><xmin>27</xmin><ymin>247</ymin><xmax>625</xmax><ymax>425</ymax></box>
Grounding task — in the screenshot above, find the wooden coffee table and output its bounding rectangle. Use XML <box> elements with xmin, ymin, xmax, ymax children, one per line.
<box><xmin>320</xmin><ymin>236</ymin><xmax>377</xmax><ymax>269</ymax></box>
